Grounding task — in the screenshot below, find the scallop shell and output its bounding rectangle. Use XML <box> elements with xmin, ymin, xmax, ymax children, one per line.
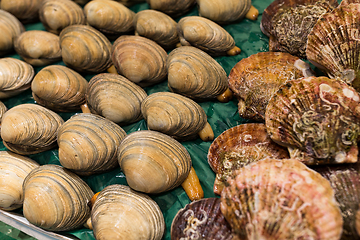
<box><xmin>14</xmin><ymin>30</ymin><xmax>62</xmax><ymax>67</ymax></box>
<box><xmin>91</xmin><ymin>184</ymin><xmax>165</xmax><ymax>240</ymax></box>
<box><xmin>0</xmin><ymin>151</ymin><xmax>39</xmax><ymax>211</ymax></box>
<box><xmin>117</xmin><ymin>130</ymin><xmax>192</xmax><ymax>194</ymax></box>
<box><xmin>167</xmin><ymin>46</ymin><xmax>229</xmax><ymax>101</ymax></box>
<box><xmin>39</xmin><ymin>0</ymin><xmax>87</xmax><ymax>35</ymax></box>
<box><xmin>221</xmin><ymin>158</ymin><xmax>343</xmax><ymax>239</ymax></box>
<box><xmin>0</xmin><ymin>10</ymin><xmax>25</xmax><ymax>56</ymax></box>
<box><xmin>265</xmin><ymin>76</ymin><xmax>360</xmax><ymax>165</ymax></box>
<box><xmin>86</xmin><ymin>73</ymin><xmax>148</xmax><ymax>125</ymax></box>
<box><xmin>0</xmin><ymin>58</ymin><xmax>34</xmax><ymax>99</ymax></box>
<box><xmin>177</xmin><ymin>16</ymin><xmax>240</xmax><ymax>56</ymax></box>
<box><xmin>261</xmin><ymin>0</ymin><xmax>338</xmax><ymax>58</ymax></box>
<box><xmin>57</xmin><ymin>113</ymin><xmax>127</xmax><ymax>175</ymax></box>
<box><xmin>1</xmin><ymin>103</ymin><xmax>64</xmax><ymax>155</ymax></box>
<box><xmin>146</xmin><ymin>0</ymin><xmax>196</xmax><ymax>17</ymax></box>
<box><xmin>0</xmin><ymin>0</ymin><xmax>44</xmax><ymax>23</ymax></box>
<box><xmin>208</xmin><ymin>123</ymin><xmax>289</xmax><ymax>195</ymax></box>
<box><xmin>228</xmin><ymin>51</ymin><xmax>315</xmax><ymax>122</ymax></box>
<box><xmin>23</xmin><ymin>164</ymin><xmax>94</xmax><ymax>231</ymax></box>
<box><xmin>59</xmin><ymin>24</ymin><xmax>113</xmax><ymax>73</ymax></box>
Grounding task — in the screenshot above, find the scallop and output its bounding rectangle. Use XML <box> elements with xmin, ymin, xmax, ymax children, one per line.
<box><xmin>146</xmin><ymin>0</ymin><xmax>196</xmax><ymax>17</ymax></box>
<box><xmin>0</xmin><ymin>0</ymin><xmax>44</xmax><ymax>23</ymax></box>
<box><xmin>0</xmin><ymin>10</ymin><xmax>25</xmax><ymax>56</ymax></box>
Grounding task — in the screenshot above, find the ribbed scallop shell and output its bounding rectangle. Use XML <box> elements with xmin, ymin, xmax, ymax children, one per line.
<box><xmin>228</xmin><ymin>52</ymin><xmax>314</xmax><ymax>122</ymax></box>
<box><xmin>91</xmin><ymin>184</ymin><xmax>165</xmax><ymax>240</ymax></box>
<box><xmin>0</xmin><ymin>0</ymin><xmax>43</xmax><ymax>23</ymax></box>
<box><xmin>1</xmin><ymin>103</ymin><xmax>64</xmax><ymax>155</ymax></box>
<box><xmin>0</xmin><ymin>151</ymin><xmax>39</xmax><ymax>211</ymax></box>
<box><xmin>117</xmin><ymin>130</ymin><xmax>192</xmax><ymax>194</ymax></box>
<box><xmin>23</xmin><ymin>164</ymin><xmax>94</xmax><ymax>231</ymax></box>
<box><xmin>111</xmin><ymin>35</ymin><xmax>167</xmax><ymax>87</ymax></box>
<box><xmin>0</xmin><ymin>58</ymin><xmax>34</xmax><ymax>99</ymax></box>
<box><xmin>39</xmin><ymin>0</ymin><xmax>87</xmax><ymax>35</ymax></box>
<box><xmin>59</xmin><ymin>24</ymin><xmax>113</xmax><ymax>73</ymax></box>
<box><xmin>146</xmin><ymin>0</ymin><xmax>196</xmax><ymax>17</ymax></box>
<box><xmin>265</xmin><ymin>76</ymin><xmax>360</xmax><ymax>165</ymax></box>
<box><xmin>208</xmin><ymin>123</ymin><xmax>289</xmax><ymax>195</ymax></box>
<box><xmin>86</xmin><ymin>73</ymin><xmax>148</xmax><ymax>125</ymax></box>
<box><xmin>58</xmin><ymin>113</ymin><xmax>127</xmax><ymax>175</ymax></box>
<box><xmin>167</xmin><ymin>46</ymin><xmax>228</xmax><ymax>101</ymax></box>
<box><xmin>134</xmin><ymin>9</ymin><xmax>179</xmax><ymax>50</ymax></box>
<box><xmin>141</xmin><ymin>92</ymin><xmax>208</xmax><ymax>141</ymax></box>
<box><xmin>221</xmin><ymin>158</ymin><xmax>343</xmax><ymax>240</ymax></box>
<box><xmin>0</xmin><ymin>10</ymin><xmax>25</xmax><ymax>56</ymax></box>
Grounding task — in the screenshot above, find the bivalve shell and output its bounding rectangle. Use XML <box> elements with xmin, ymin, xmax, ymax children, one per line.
<box><xmin>0</xmin><ymin>10</ymin><xmax>25</xmax><ymax>56</ymax></box>
<box><xmin>146</xmin><ymin>0</ymin><xmax>196</xmax><ymax>17</ymax></box>
<box><xmin>0</xmin><ymin>0</ymin><xmax>44</xmax><ymax>23</ymax></box>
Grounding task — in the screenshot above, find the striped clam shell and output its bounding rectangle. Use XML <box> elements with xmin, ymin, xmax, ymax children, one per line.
<box><xmin>0</xmin><ymin>10</ymin><xmax>25</xmax><ymax>56</ymax></box>
<box><xmin>146</xmin><ymin>0</ymin><xmax>196</xmax><ymax>17</ymax></box>
<box><xmin>0</xmin><ymin>0</ymin><xmax>43</xmax><ymax>23</ymax></box>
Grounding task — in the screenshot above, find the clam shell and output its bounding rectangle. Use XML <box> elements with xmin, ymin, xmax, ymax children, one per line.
<box><xmin>228</xmin><ymin>51</ymin><xmax>314</xmax><ymax>122</ymax></box>
<box><xmin>146</xmin><ymin>0</ymin><xmax>196</xmax><ymax>17</ymax></box>
<box><xmin>265</xmin><ymin>76</ymin><xmax>360</xmax><ymax>165</ymax></box>
<box><xmin>0</xmin><ymin>10</ymin><xmax>25</xmax><ymax>56</ymax></box>
<box><xmin>208</xmin><ymin>123</ymin><xmax>289</xmax><ymax>195</ymax></box>
<box><xmin>0</xmin><ymin>151</ymin><xmax>39</xmax><ymax>211</ymax></box>
<box><xmin>111</xmin><ymin>35</ymin><xmax>168</xmax><ymax>87</ymax></box>
<box><xmin>91</xmin><ymin>184</ymin><xmax>165</xmax><ymax>240</ymax></box>
<box><xmin>86</xmin><ymin>73</ymin><xmax>148</xmax><ymax>125</ymax></box>
<box><xmin>167</xmin><ymin>46</ymin><xmax>228</xmax><ymax>101</ymax></box>
<box><xmin>221</xmin><ymin>158</ymin><xmax>343</xmax><ymax>239</ymax></box>
<box><xmin>141</xmin><ymin>92</ymin><xmax>208</xmax><ymax>141</ymax></box>
<box><xmin>0</xmin><ymin>101</ymin><xmax>7</xmax><ymax>121</ymax></box>
<box><xmin>1</xmin><ymin>103</ymin><xmax>64</xmax><ymax>155</ymax></box>
<box><xmin>0</xmin><ymin>58</ymin><xmax>34</xmax><ymax>99</ymax></box>
<box><xmin>23</xmin><ymin>164</ymin><xmax>94</xmax><ymax>231</ymax></box>
<box><xmin>0</xmin><ymin>0</ymin><xmax>44</xmax><ymax>23</ymax></box>
<box><xmin>31</xmin><ymin>65</ymin><xmax>88</xmax><ymax>112</ymax></box>
<box><xmin>59</xmin><ymin>24</ymin><xmax>113</xmax><ymax>73</ymax></box>
<box><xmin>117</xmin><ymin>130</ymin><xmax>192</xmax><ymax>194</ymax></box>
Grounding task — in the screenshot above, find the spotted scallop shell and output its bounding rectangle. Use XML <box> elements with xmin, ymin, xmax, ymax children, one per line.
<box><xmin>0</xmin><ymin>10</ymin><xmax>25</xmax><ymax>56</ymax></box>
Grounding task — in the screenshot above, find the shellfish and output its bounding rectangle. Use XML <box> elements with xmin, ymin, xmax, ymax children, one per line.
<box><xmin>0</xmin><ymin>0</ymin><xmax>44</xmax><ymax>23</ymax></box>
<box><xmin>0</xmin><ymin>10</ymin><xmax>25</xmax><ymax>56</ymax></box>
<box><xmin>0</xmin><ymin>101</ymin><xmax>7</xmax><ymax>122</ymax></box>
<box><xmin>146</xmin><ymin>0</ymin><xmax>196</xmax><ymax>17</ymax></box>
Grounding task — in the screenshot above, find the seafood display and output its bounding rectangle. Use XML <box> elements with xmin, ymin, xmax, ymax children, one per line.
<box><xmin>0</xmin><ymin>10</ymin><xmax>24</xmax><ymax>56</ymax></box>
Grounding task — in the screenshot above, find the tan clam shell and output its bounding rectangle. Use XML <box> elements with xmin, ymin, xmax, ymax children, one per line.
<box><xmin>0</xmin><ymin>58</ymin><xmax>34</xmax><ymax>99</ymax></box>
<box><xmin>0</xmin><ymin>151</ymin><xmax>39</xmax><ymax>211</ymax></box>
<box><xmin>146</xmin><ymin>0</ymin><xmax>196</xmax><ymax>17</ymax></box>
<box><xmin>31</xmin><ymin>65</ymin><xmax>88</xmax><ymax>112</ymax></box>
<box><xmin>23</xmin><ymin>164</ymin><xmax>94</xmax><ymax>231</ymax></box>
<box><xmin>0</xmin><ymin>101</ymin><xmax>7</xmax><ymax>122</ymax></box>
<box><xmin>0</xmin><ymin>0</ymin><xmax>43</xmax><ymax>23</ymax></box>
<box><xmin>91</xmin><ymin>184</ymin><xmax>165</xmax><ymax>240</ymax></box>
<box><xmin>1</xmin><ymin>103</ymin><xmax>64</xmax><ymax>155</ymax></box>
<box><xmin>117</xmin><ymin>130</ymin><xmax>192</xmax><ymax>194</ymax></box>
<box><xmin>0</xmin><ymin>10</ymin><xmax>25</xmax><ymax>56</ymax></box>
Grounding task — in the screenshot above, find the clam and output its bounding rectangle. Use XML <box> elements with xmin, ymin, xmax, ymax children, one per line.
<box><xmin>146</xmin><ymin>0</ymin><xmax>196</xmax><ymax>17</ymax></box>
<box><xmin>0</xmin><ymin>151</ymin><xmax>39</xmax><ymax>211</ymax></box>
<box><xmin>208</xmin><ymin>123</ymin><xmax>289</xmax><ymax>195</ymax></box>
<box><xmin>57</xmin><ymin>113</ymin><xmax>127</xmax><ymax>175</ymax></box>
<box><xmin>167</xmin><ymin>46</ymin><xmax>231</xmax><ymax>102</ymax></box>
<box><xmin>86</xmin><ymin>73</ymin><xmax>148</xmax><ymax>125</ymax></box>
<box><xmin>261</xmin><ymin>0</ymin><xmax>338</xmax><ymax>58</ymax></box>
<box><xmin>228</xmin><ymin>51</ymin><xmax>314</xmax><ymax>122</ymax></box>
<box><xmin>111</xmin><ymin>35</ymin><xmax>167</xmax><ymax>87</ymax></box>
<box><xmin>117</xmin><ymin>130</ymin><xmax>192</xmax><ymax>194</ymax></box>
<box><xmin>14</xmin><ymin>30</ymin><xmax>62</xmax><ymax>67</ymax></box>
<box><xmin>59</xmin><ymin>24</ymin><xmax>113</xmax><ymax>73</ymax></box>
<box><xmin>31</xmin><ymin>65</ymin><xmax>88</xmax><ymax>112</ymax></box>
<box><xmin>0</xmin><ymin>10</ymin><xmax>25</xmax><ymax>56</ymax></box>
<box><xmin>0</xmin><ymin>0</ymin><xmax>44</xmax><ymax>23</ymax></box>
<box><xmin>39</xmin><ymin>0</ymin><xmax>87</xmax><ymax>35</ymax></box>
<box><xmin>23</xmin><ymin>164</ymin><xmax>94</xmax><ymax>231</ymax></box>
<box><xmin>0</xmin><ymin>101</ymin><xmax>7</xmax><ymax>122</ymax></box>
<box><xmin>91</xmin><ymin>184</ymin><xmax>165</xmax><ymax>240</ymax></box>
<box><xmin>177</xmin><ymin>16</ymin><xmax>241</xmax><ymax>56</ymax></box>
<box><xmin>265</xmin><ymin>76</ymin><xmax>360</xmax><ymax>165</ymax></box>
<box><xmin>1</xmin><ymin>103</ymin><xmax>64</xmax><ymax>155</ymax></box>
<box><xmin>0</xmin><ymin>58</ymin><xmax>34</xmax><ymax>99</ymax></box>
<box><xmin>134</xmin><ymin>9</ymin><xmax>179</xmax><ymax>50</ymax></box>
<box><xmin>141</xmin><ymin>92</ymin><xmax>214</xmax><ymax>141</ymax></box>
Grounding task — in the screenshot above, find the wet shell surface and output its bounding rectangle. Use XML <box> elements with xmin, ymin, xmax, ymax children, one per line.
<box><xmin>57</xmin><ymin>113</ymin><xmax>127</xmax><ymax>175</ymax></box>
<box><xmin>59</xmin><ymin>24</ymin><xmax>113</xmax><ymax>73</ymax></box>
<box><xmin>39</xmin><ymin>0</ymin><xmax>87</xmax><ymax>35</ymax></box>
<box><xmin>117</xmin><ymin>130</ymin><xmax>192</xmax><ymax>194</ymax></box>
<box><xmin>228</xmin><ymin>51</ymin><xmax>314</xmax><ymax>122</ymax></box>
<box><xmin>0</xmin><ymin>0</ymin><xmax>44</xmax><ymax>23</ymax></box>
<box><xmin>0</xmin><ymin>58</ymin><xmax>34</xmax><ymax>99</ymax></box>
<box><xmin>31</xmin><ymin>65</ymin><xmax>88</xmax><ymax>112</ymax></box>
<box><xmin>221</xmin><ymin>158</ymin><xmax>343</xmax><ymax>240</ymax></box>
<box><xmin>14</xmin><ymin>30</ymin><xmax>62</xmax><ymax>67</ymax></box>
<box><xmin>91</xmin><ymin>184</ymin><xmax>165</xmax><ymax>240</ymax></box>
<box><xmin>146</xmin><ymin>0</ymin><xmax>196</xmax><ymax>17</ymax></box>
<box><xmin>86</xmin><ymin>73</ymin><xmax>147</xmax><ymax>125</ymax></box>
<box><xmin>111</xmin><ymin>35</ymin><xmax>168</xmax><ymax>87</ymax></box>
<box><xmin>208</xmin><ymin>123</ymin><xmax>289</xmax><ymax>195</ymax></box>
<box><xmin>261</xmin><ymin>0</ymin><xmax>338</xmax><ymax>58</ymax></box>
<box><xmin>1</xmin><ymin>103</ymin><xmax>64</xmax><ymax>155</ymax></box>
<box><xmin>0</xmin><ymin>151</ymin><xmax>39</xmax><ymax>211</ymax></box>
<box><xmin>265</xmin><ymin>76</ymin><xmax>360</xmax><ymax>165</ymax></box>
<box><xmin>0</xmin><ymin>10</ymin><xmax>25</xmax><ymax>56</ymax></box>
<box><xmin>23</xmin><ymin>164</ymin><xmax>94</xmax><ymax>231</ymax></box>
<box><xmin>167</xmin><ymin>46</ymin><xmax>229</xmax><ymax>101</ymax></box>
